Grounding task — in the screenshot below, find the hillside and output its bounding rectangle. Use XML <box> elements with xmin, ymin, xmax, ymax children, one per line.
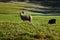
<box><xmin>0</xmin><ymin>2</ymin><xmax>60</xmax><ymax>40</ymax></box>
<box><xmin>0</xmin><ymin>2</ymin><xmax>60</xmax><ymax>16</ymax></box>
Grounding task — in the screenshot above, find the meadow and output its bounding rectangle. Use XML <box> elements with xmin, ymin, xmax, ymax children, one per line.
<box><xmin>0</xmin><ymin>2</ymin><xmax>60</xmax><ymax>40</ymax></box>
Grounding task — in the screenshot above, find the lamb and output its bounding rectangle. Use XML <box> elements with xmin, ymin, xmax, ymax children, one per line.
<box><xmin>20</xmin><ymin>11</ymin><xmax>32</xmax><ymax>22</ymax></box>
<box><xmin>48</xmin><ymin>19</ymin><xmax>56</xmax><ymax>24</ymax></box>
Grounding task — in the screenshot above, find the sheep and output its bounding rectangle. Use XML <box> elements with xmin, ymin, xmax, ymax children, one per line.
<box><xmin>48</xmin><ymin>19</ymin><xmax>56</xmax><ymax>24</ymax></box>
<box><xmin>20</xmin><ymin>11</ymin><xmax>32</xmax><ymax>22</ymax></box>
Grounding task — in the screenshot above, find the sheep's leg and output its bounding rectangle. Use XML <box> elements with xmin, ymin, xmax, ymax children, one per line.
<box><xmin>29</xmin><ymin>16</ymin><xmax>32</xmax><ymax>22</ymax></box>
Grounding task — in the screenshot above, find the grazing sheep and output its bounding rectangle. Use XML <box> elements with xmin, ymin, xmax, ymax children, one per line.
<box><xmin>48</xmin><ymin>19</ymin><xmax>56</xmax><ymax>24</ymax></box>
<box><xmin>20</xmin><ymin>11</ymin><xmax>32</xmax><ymax>22</ymax></box>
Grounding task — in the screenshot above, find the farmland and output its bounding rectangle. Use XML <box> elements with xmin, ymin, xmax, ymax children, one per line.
<box><xmin>0</xmin><ymin>2</ymin><xmax>60</xmax><ymax>40</ymax></box>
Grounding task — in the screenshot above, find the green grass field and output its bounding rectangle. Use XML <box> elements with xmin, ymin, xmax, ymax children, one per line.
<box><xmin>0</xmin><ymin>2</ymin><xmax>60</xmax><ymax>40</ymax></box>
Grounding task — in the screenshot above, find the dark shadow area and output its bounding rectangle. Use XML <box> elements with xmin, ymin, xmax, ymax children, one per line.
<box><xmin>28</xmin><ymin>1</ymin><xmax>60</xmax><ymax>15</ymax></box>
<box><xmin>0</xmin><ymin>0</ymin><xmax>11</xmax><ymax>2</ymax></box>
<box><xmin>40</xmin><ymin>1</ymin><xmax>60</xmax><ymax>7</ymax></box>
<box><xmin>29</xmin><ymin>1</ymin><xmax>60</xmax><ymax>7</ymax></box>
<box><xmin>0</xmin><ymin>0</ymin><xmax>25</xmax><ymax>2</ymax></box>
<box><xmin>22</xmin><ymin>6</ymin><xmax>35</xmax><ymax>8</ymax></box>
<box><xmin>19</xmin><ymin>3</ymin><xmax>60</xmax><ymax>16</ymax></box>
<box><xmin>17</xmin><ymin>0</ymin><xmax>25</xmax><ymax>2</ymax></box>
<box><xmin>0</xmin><ymin>0</ymin><xmax>60</xmax><ymax>15</ymax></box>
<box><xmin>20</xmin><ymin>7</ymin><xmax>60</xmax><ymax>16</ymax></box>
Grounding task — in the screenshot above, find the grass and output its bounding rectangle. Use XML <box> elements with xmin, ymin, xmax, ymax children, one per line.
<box><xmin>0</xmin><ymin>2</ymin><xmax>60</xmax><ymax>40</ymax></box>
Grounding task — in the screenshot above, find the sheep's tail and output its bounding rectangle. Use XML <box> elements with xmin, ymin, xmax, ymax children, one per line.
<box><xmin>29</xmin><ymin>16</ymin><xmax>32</xmax><ymax>22</ymax></box>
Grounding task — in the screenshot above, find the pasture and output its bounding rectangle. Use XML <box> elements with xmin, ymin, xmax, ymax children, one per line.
<box><xmin>0</xmin><ymin>2</ymin><xmax>60</xmax><ymax>40</ymax></box>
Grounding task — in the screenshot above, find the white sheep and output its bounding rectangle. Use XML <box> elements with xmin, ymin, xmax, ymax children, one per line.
<box><xmin>20</xmin><ymin>11</ymin><xmax>32</xmax><ymax>22</ymax></box>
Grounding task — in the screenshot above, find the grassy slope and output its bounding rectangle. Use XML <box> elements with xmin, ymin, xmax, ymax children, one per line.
<box><xmin>0</xmin><ymin>2</ymin><xmax>60</xmax><ymax>40</ymax></box>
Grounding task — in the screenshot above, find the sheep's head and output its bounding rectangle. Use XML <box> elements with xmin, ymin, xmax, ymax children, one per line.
<box><xmin>20</xmin><ymin>11</ymin><xmax>25</xmax><ymax>15</ymax></box>
<box><xmin>21</xmin><ymin>11</ymin><xmax>24</xmax><ymax>14</ymax></box>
